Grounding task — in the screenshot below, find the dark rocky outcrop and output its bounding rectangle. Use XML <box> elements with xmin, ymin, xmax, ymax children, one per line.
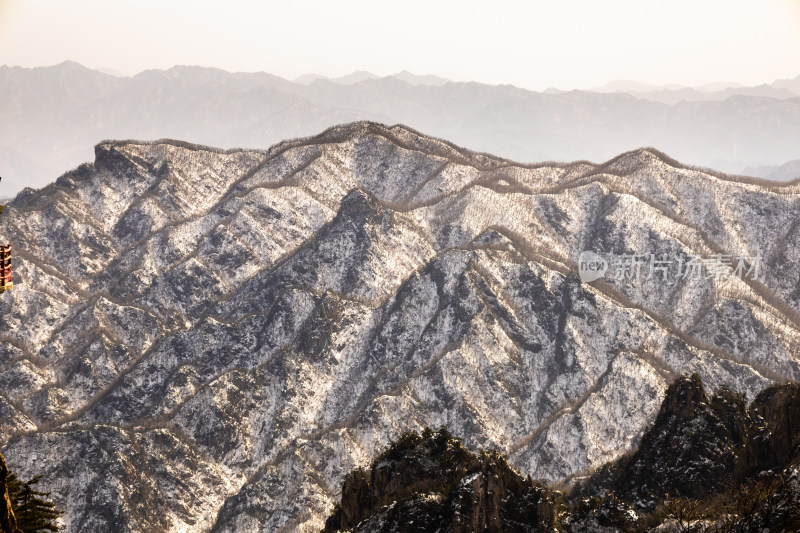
<box><xmin>746</xmin><ymin>381</ymin><xmax>800</xmax><ymax>472</ymax></box>
<box><xmin>567</xmin><ymin>375</ymin><xmax>800</xmax><ymax>531</ymax></box>
<box><xmin>582</xmin><ymin>375</ymin><xmax>800</xmax><ymax>511</ymax></box>
<box><xmin>325</xmin><ymin>376</ymin><xmax>800</xmax><ymax>532</ymax></box>
<box><xmin>583</xmin><ymin>374</ymin><xmax>753</xmax><ymax>508</ymax></box>
<box><xmin>323</xmin><ymin>428</ymin><xmax>563</xmax><ymax>533</ymax></box>
<box><xmin>0</xmin><ymin>452</ymin><xmax>20</xmax><ymax>533</ymax></box>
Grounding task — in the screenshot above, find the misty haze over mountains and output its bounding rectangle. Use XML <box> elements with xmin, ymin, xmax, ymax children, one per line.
<box><xmin>2</xmin><ymin>61</ymin><xmax>800</xmax><ymax>197</ymax></box>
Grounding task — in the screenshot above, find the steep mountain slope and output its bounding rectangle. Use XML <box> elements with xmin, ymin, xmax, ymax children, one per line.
<box><xmin>1</xmin><ymin>122</ymin><xmax>800</xmax><ymax>531</ymax></box>
<box><xmin>4</xmin><ymin>63</ymin><xmax>800</xmax><ymax>195</ymax></box>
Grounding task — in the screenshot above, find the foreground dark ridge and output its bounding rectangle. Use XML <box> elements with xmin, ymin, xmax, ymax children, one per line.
<box><xmin>1</xmin><ymin>122</ymin><xmax>800</xmax><ymax>531</ymax></box>
<box><xmin>324</xmin><ymin>376</ymin><xmax>800</xmax><ymax>532</ymax></box>
<box><xmin>323</xmin><ymin>427</ymin><xmax>562</xmax><ymax>532</ymax></box>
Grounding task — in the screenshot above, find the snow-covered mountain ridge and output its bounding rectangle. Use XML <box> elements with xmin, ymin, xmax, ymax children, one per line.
<box><xmin>1</xmin><ymin>122</ymin><xmax>799</xmax><ymax>531</ymax></box>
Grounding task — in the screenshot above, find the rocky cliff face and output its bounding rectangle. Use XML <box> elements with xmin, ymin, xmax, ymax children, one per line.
<box><xmin>747</xmin><ymin>380</ymin><xmax>800</xmax><ymax>472</ymax></box>
<box><xmin>573</xmin><ymin>376</ymin><xmax>800</xmax><ymax>531</ymax></box>
<box><xmin>1</xmin><ymin>122</ymin><xmax>799</xmax><ymax>531</ymax></box>
<box><xmin>324</xmin><ymin>377</ymin><xmax>800</xmax><ymax>532</ymax></box>
<box><xmin>583</xmin><ymin>376</ymin><xmax>800</xmax><ymax>509</ymax></box>
<box><xmin>584</xmin><ymin>375</ymin><xmax>751</xmax><ymax>508</ymax></box>
<box><xmin>323</xmin><ymin>428</ymin><xmax>563</xmax><ymax>533</ymax></box>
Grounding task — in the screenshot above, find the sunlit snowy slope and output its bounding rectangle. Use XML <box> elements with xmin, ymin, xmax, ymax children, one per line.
<box><xmin>1</xmin><ymin>122</ymin><xmax>799</xmax><ymax>532</ymax></box>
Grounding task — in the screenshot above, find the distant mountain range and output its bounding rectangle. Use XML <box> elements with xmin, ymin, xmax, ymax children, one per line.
<box><xmin>293</xmin><ymin>70</ymin><xmax>450</xmax><ymax>87</ymax></box>
<box><xmin>744</xmin><ymin>158</ymin><xmax>800</xmax><ymax>181</ymax></box>
<box><xmin>2</xmin><ymin>62</ymin><xmax>800</xmax><ymax>197</ymax></box>
<box><xmin>1</xmin><ymin>122</ymin><xmax>799</xmax><ymax>531</ymax></box>
<box><xmin>590</xmin><ymin>79</ymin><xmax>800</xmax><ymax>104</ymax></box>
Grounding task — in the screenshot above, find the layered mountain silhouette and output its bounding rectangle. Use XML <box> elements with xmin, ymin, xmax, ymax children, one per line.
<box><xmin>744</xmin><ymin>159</ymin><xmax>800</xmax><ymax>181</ymax></box>
<box><xmin>3</xmin><ymin>62</ymin><xmax>800</xmax><ymax>196</ymax></box>
<box><xmin>1</xmin><ymin>122</ymin><xmax>800</xmax><ymax>531</ymax></box>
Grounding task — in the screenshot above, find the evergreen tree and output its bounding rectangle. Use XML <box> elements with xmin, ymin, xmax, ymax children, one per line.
<box><xmin>6</xmin><ymin>473</ymin><xmax>60</xmax><ymax>533</ymax></box>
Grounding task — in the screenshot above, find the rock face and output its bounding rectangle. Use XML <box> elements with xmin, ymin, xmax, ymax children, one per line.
<box><xmin>747</xmin><ymin>380</ymin><xmax>800</xmax><ymax>471</ymax></box>
<box><xmin>323</xmin><ymin>377</ymin><xmax>800</xmax><ymax>532</ymax></box>
<box><xmin>571</xmin><ymin>377</ymin><xmax>800</xmax><ymax>532</ymax></box>
<box><xmin>0</xmin><ymin>453</ymin><xmax>20</xmax><ymax>533</ymax></box>
<box><xmin>583</xmin><ymin>375</ymin><xmax>800</xmax><ymax>510</ymax></box>
<box><xmin>323</xmin><ymin>428</ymin><xmax>563</xmax><ymax>533</ymax></box>
<box><xmin>585</xmin><ymin>375</ymin><xmax>751</xmax><ymax>507</ymax></box>
<box><xmin>1</xmin><ymin>122</ymin><xmax>800</xmax><ymax>531</ymax></box>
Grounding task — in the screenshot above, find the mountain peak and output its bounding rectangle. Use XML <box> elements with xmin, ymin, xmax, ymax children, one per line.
<box><xmin>390</xmin><ymin>70</ymin><xmax>450</xmax><ymax>86</ymax></box>
<box><xmin>53</xmin><ymin>60</ymin><xmax>88</xmax><ymax>70</ymax></box>
<box><xmin>329</xmin><ymin>70</ymin><xmax>379</xmax><ymax>85</ymax></box>
<box><xmin>338</xmin><ymin>189</ymin><xmax>381</xmax><ymax>217</ymax></box>
<box><xmin>657</xmin><ymin>373</ymin><xmax>709</xmax><ymax>421</ymax></box>
<box><xmin>323</xmin><ymin>428</ymin><xmax>562</xmax><ymax>532</ymax></box>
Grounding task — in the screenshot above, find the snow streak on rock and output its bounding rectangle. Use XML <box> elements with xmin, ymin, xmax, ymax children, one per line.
<box><xmin>1</xmin><ymin>122</ymin><xmax>799</xmax><ymax>532</ymax></box>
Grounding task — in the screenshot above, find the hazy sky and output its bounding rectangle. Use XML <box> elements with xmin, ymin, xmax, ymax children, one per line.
<box><xmin>1</xmin><ymin>0</ymin><xmax>799</xmax><ymax>89</ymax></box>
